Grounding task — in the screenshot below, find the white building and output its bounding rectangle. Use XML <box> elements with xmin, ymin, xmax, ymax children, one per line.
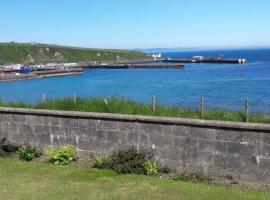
<box><xmin>192</xmin><ymin>56</ymin><xmax>205</xmax><ymax>61</ymax></box>
<box><xmin>152</xmin><ymin>53</ymin><xmax>162</xmax><ymax>60</ymax></box>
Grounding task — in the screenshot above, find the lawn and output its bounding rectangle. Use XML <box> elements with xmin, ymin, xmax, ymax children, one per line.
<box><xmin>0</xmin><ymin>158</ymin><xmax>269</xmax><ymax>200</ymax></box>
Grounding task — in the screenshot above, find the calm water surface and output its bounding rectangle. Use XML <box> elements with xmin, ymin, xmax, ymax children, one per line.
<box><xmin>0</xmin><ymin>49</ymin><xmax>269</xmax><ymax>112</ymax></box>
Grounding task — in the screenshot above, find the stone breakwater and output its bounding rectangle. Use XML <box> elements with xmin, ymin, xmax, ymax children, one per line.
<box><xmin>0</xmin><ymin>68</ymin><xmax>83</xmax><ymax>82</ymax></box>
<box><xmin>0</xmin><ymin>107</ymin><xmax>270</xmax><ymax>186</ymax></box>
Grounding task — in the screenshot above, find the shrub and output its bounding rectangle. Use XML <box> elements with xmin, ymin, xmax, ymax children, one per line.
<box><xmin>91</xmin><ymin>147</ymin><xmax>165</xmax><ymax>176</ymax></box>
<box><xmin>0</xmin><ymin>138</ymin><xmax>20</xmax><ymax>157</ymax></box>
<box><xmin>92</xmin><ymin>156</ymin><xmax>109</xmax><ymax>169</ymax></box>
<box><xmin>50</xmin><ymin>145</ymin><xmax>77</xmax><ymax>165</ymax></box>
<box><xmin>18</xmin><ymin>145</ymin><xmax>41</xmax><ymax>161</ymax></box>
<box><xmin>143</xmin><ymin>159</ymin><xmax>159</xmax><ymax>175</ymax></box>
<box><xmin>105</xmin><ymin>147</ymin><xmax>153</xmax><ymax>174</ymax></box>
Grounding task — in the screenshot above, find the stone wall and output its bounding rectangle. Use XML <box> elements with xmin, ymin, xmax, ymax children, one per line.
<box><xmin>0</xmin><ymin>107</ymin><xmax>270</xmax><ymax>185</ymax></box>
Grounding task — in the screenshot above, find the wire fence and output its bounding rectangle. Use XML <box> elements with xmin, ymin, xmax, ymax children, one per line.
<box><xmin>1</xmin><ymin>92</ymin><xmax>270</xmax><ymax>115</ymax></box>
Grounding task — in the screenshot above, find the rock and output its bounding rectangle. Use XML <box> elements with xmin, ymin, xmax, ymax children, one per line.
<box><xmin>26</xmin><ymin>54</ymin><xmax>34</xmax><ymax>63</ymax></box>
<box><xmin>54</xmin><ymin>52</ymin><xmax>62</xmax><ymax>57</ymax></box>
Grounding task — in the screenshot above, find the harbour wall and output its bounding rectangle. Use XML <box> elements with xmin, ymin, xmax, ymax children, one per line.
<box><xmin>0</xmin><ymin>107</ymin><xmax>270</xmax><ymax>185</ymax></box>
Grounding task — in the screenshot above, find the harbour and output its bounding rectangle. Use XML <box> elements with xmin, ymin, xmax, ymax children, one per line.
<box><xmin>0</xmin><ymin>52</ymin><xmax>247</xmax><ymax>82</ymax></box>
<box><xmin>0</xmin><ymin>48</ymin><xmax>267</xmax><ymax>112</ymax></box>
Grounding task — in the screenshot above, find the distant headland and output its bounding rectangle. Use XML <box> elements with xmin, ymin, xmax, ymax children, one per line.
<box><xmin>0</xmin><ymin>42</ymin><xmax>148</xmax><ymax>65</ymax></box>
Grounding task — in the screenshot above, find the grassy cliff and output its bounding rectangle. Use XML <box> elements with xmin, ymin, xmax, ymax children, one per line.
<box><xmin>0</xmin><ymin>43</ymin><xmax>149</xmax><ymax>64</ymax></box>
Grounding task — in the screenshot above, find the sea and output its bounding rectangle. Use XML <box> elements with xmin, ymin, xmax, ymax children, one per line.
<box><xmin>0</xmin><ymin>48</ymin><xmax>270</xmax><ymax>113</ymax></box>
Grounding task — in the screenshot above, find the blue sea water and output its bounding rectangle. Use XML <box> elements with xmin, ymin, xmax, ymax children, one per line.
<box><xmin>0</xmin><ymin>48</ymin><xmax>270</xmax><ymax>112</ymax></box>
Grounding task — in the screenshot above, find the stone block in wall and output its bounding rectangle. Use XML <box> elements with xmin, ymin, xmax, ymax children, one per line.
<box><xmin>60</xmin><ymin>117</ymin><xmax>79</xmax><ymax>128</ymax></box>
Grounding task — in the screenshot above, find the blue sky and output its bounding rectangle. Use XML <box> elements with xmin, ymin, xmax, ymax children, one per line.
<box><xmin>1</xmin><ymin>0</ymin><xmax>270</xmax><ymax>49</ymax></box>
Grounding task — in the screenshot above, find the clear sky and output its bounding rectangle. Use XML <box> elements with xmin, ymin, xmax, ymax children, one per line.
<box><xmin>1</xmin><ymin>0</ymin><xmax>270</xmax><ymax>49</ymax></box>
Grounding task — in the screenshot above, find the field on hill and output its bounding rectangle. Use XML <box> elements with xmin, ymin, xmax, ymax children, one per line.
<box><xmin>0</xmin><ymin>43</ymin><xmax>148</xmax><ymax>64</ymax></box>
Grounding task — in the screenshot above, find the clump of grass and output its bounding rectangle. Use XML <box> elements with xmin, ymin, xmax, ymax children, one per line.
<box><xmin>0</xmin><ymin>97</ymin><xmax>269</xmax><ymax>123</ymax></box>
<box><xmin>92</xmin><ymin>156</ymin><xmax>110</xmax><ymax>169</ymax></box>
<box><xmin>173</xmin><ymin>169</ymin><xmax>209</xmax><ymax>183</ymax></box>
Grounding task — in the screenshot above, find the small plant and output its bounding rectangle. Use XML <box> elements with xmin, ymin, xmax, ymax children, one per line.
<box><xmin>18</xmin><ymin>145</ymin><xmax>41</xmax><ymax>161</ymax></box>
<box><xmin>172</xmin><ymin>173</ymin><xmax>190</xmax><ymax>182</ymax></box>
<box><xmin>51</xmin><ymin>145</ymin><xmax>77</xmax><ymax>165</ymax></box>
<box><xmin>195</xmin><ymin>169</ymin><xmax>205</xmax><ymax>182</ymax></box>
<box><xmin>143</xmin><ymin>159</ymin><xmax>159</xmax><ymax>175</ymax></box>
<box><xmin>92</xmin><ymin>156</ymin><xmax>109</xmax><ymax>169</ymax></box>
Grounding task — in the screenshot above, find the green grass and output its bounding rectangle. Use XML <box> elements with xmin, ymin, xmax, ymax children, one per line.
<box><xmin>0</xmin><ymin>43</ymin><xmax>148</xmax><ymax>64</ymax></box>
<box><xmin>1</xmin><ymin>97</ymin><xmax>270</xmax><ymax>123</ymax></box>
<box><xmin>0</xmin><ymin>157</ymin><xmax>269</xmax><ymax>200</ymax></box>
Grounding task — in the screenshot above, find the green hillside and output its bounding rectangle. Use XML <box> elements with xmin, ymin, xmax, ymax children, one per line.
<box><xmin>0</xmin><ymin>43</ymin><xmax>149</xmax><ymax>65</ymax></box>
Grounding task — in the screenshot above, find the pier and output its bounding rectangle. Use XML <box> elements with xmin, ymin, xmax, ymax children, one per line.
<box><xmin>33</xmin><ymin>68</ymin><xmax>83</xmax><ymax>77</ymax></box>
<box><xmin>0</xmin><ymin>68</ymin><xmax>83</xmax><ymax>82</ymax></box>
<box><xmin>89</xmin><ymin>63</ymin><xmax>184</xmax><ymax>69</ymax></box>
<box><xmin>163</xmin><ymin>57</ymin><xmax>246</xmax><ymax>64</ymax></box>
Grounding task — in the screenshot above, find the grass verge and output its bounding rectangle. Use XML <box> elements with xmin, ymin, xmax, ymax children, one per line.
<box><xmin>0</xmin><ymin>157</ymin><xmax>269</xmax><ymax>200</ymax></box>
<box><xmin>0</xmin><ymin>97</ymin><xmax>269</xmax><ymax>124</ymax></box>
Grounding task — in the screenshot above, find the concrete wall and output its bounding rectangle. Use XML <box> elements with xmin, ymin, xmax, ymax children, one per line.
<box><xmin>0</xmin><ymin>107</ymin><xmax>270</xmax><ymax>185</ymax></box>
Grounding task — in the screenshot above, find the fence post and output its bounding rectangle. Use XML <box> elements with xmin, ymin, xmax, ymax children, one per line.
<box><xmin>42</xmin><ymin>93</ymin><xmax>46</xmax><ymax>102</ymax></box>
<box><xmin>152</xmin><ymin>95</ymin><xmax>156</xmax><ymax>112</ymax></box>
<box><xmin>104</xmin><ymin>98</ymin><xmax>108</xmax><ymax>111</ymax></box>
<box><xmin>200</xmin><ymin>96</ymin><xmax>204</xmax><ymax>118</ymax></box>
<box><xmin>73</xmin><ymin>93</ymin><xmax>77</xmax><ymax>103</ymax></box>
<box><xmin>245</xmin><ymin>98</ymin><xmax>249</xmax><ymax>122</ymax></box>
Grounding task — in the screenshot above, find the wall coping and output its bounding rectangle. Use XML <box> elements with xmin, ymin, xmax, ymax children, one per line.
<box><xmin>0</xmin><ymin>107</ymin><xmax>270</xmax><ymax>132</ymax></box>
